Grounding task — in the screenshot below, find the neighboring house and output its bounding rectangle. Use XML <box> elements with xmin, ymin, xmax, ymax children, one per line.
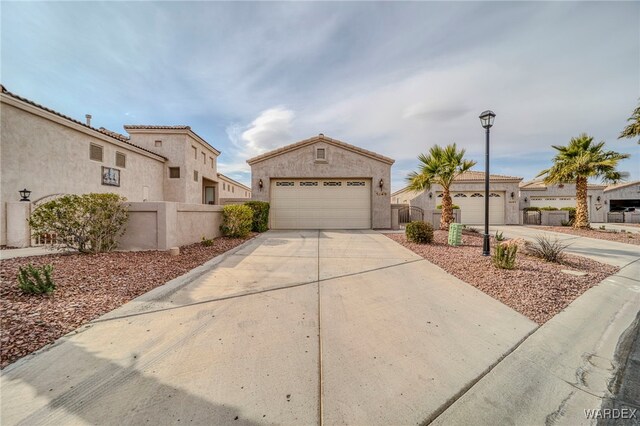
<box><xmin>0</xmin><ymin>86</ymin><xmax>224</xmax><ymax>246</ymax></box>
<box><xmin>247</xmin><ymin>134</ymin><xmax>394</xmax><ymax>229</ymax></box>
<box><xmin>603</xmin><ymin>181</ymin><xmax>640</xmax><ymax>211</ymax></box>
<box><xmin>519</xmin><ymin>180</ymin><xmax>606</xmax><ymax>222</ymax></box>
<box><xmin>395</xmin><ymin>171</ymin><xmax>522</xmax><ymax>225</ymax></box>
<box><xmin>217</xmin><ymin>173</ymin><xmax>251</xmax><ymax>200</ymax></box>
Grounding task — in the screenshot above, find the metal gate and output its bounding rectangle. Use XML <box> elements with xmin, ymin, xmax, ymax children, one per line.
<box><xmin>398</xmin><ymin>206</ymin><xmax>424</xmax><ymax>225</ymax></box>
<box><xmin>523</xmin><ymin>210</ymin><xmax>541</xmax><ymax>225</ymax></box>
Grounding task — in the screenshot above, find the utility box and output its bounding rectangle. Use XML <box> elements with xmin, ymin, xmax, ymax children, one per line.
<box><xmin>448</xmin><ymin>223</ymin><xmax>463</xmax><ymax>246</ymax></box>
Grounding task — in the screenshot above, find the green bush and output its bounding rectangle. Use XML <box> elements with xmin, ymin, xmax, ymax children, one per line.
<box><xmin>244</xmin><ymin>201</ymin><xmax>270</xmax><ymax>232</ymax></box>
<box><xmin>405</xmin><ymin>221</ymin><xmax>434</xmax><ymax>244</ymax></box>
<box><xmin>493</xmin><ymin>241</ymin><xmax>518</xmax><ymax>270</ymax></box>
<box><xmin>539</xmin><ymin>206</ymin><xmax>559</xmax><ymax>211</ymax></box>
<box><xmin>28</xmin><ymin>193</ymin><xmax>128</xmax><ymax>253</ymax></box>
<box><xmin>523</xmin><ymin>207</ymin><xmax>540</xmax><ymax>212</ymax></box>
<box><xmin>495</xmin><ymin>231</ymin><xmax>505</xmax><ymax>242</ymax></box>
<box><xmin>201</xmin><ymin>237</ymin><xmax>214</xmax><ymax>247</ymax></box>
<box><xmin>220</xmin><ymin>205</ymin><xmax>253</xmax><ymax>238</ymax></box>
<box><xmin>18</xmin><ymin>264</ymin><xmax>55</xmax><ymax>294</ymax></box>
<box><xmin>436</xmin><ymin>204</ymin><xmax>460</xmax><ymax>210</ymax></box>
<box><xmin>526</xmin><ymin>235</ymin><xmax>568</xmax><ymax>263</ymax></box>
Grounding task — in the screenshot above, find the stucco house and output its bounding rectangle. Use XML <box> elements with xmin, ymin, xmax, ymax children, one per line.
<box><xmin>392</xmin><ymin>171</ymin><xmax>522</xmax><ymax>225</ymax></box>
<box><xmin>519</xmin><ymin>180</ymin><xmax>606</xmax><ymax>222</ymax></box>
<box><xmin>0</xmin><ymin>86</ymin><xmax>226</xmax><ymax>246</ymax></box>
<box><xmin>218</xmin><ymin>173</ymin><xmax>252</xmax><ymax>200</ymax></box>
<box><xmin>247</xmin><ymin>134</ymin><xmax>394</xmax><ymax>229</ymax></box>
<box><xmin>603</xmin><ymin>181</ymin><xmax>640</xmax><ymax>211</ymax></box>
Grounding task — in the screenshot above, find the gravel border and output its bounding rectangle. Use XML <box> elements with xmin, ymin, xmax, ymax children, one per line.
<box><xmin>386</xmin><ymin>231</ymin><xmax>617</xmax><ymax>325</ymax></box>
<box><xmin>0</xmin><ymin>234</ymin><xmax>256</xmax><ymax>369</ymax></box>
<box><xmin>537</xmin><ymin>226</ymin><xmax>640</xmax><ymax>245</ymax></box>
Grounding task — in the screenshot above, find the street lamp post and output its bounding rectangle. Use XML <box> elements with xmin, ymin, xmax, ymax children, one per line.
<box><xmin>479</xmin><ymin>110</ymin><xmax>496</xmax><ymax>256</ymax></box>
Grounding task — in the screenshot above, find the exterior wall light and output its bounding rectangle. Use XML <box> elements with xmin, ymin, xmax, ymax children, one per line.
<box><xmin>597</xmin><ymin>196</ymin><xmax>601</xmax><ymax>202</ymax></box>
<box><xmin>379</xmin><ymin>179</ymin><xmax>384</xmax><ymax>190</ymax></box>
<box><xmin>19</xmin><ymin>188</ymin><xmax>31</xmax><ymax>202</ymax></box>
<box><xmin>510</xmin><ymin>192</ymin><xmax>515</xmax><ymax>199</ymax></box>
<box><xmin>524</xmin><ymin>197</ymin><xmax>528</xmax><ymax>202</ymax></box>
<box><xmin>258</xmin><ymin>179</ymin><xmax>264</xmax><ymax>191</ymax></box>
<box><xmin>429</xmin><ymin>192</ymin><xmax>433</xmax><ymax>199</ymax></box>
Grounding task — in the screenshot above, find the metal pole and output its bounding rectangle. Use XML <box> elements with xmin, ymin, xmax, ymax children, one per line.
<box><xmin>483</xmin><ymin>127</ymin><xmax>490</xmax><ymax>256</ymax></box>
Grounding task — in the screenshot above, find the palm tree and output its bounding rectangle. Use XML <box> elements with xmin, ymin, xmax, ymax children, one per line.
<box><xmin>407</xmin><ymin>144</ymin><xmax>476</xmax><ymax>230</ymax></box>
<box><xmin>619</xmin><ymin>101</ymin><xmax>640</xmax><ymax>144</ymax></box>
<box><xmin>537</xmin><ymin>134</ymin><xmax>629</xmax><ymax>228</ymax></box>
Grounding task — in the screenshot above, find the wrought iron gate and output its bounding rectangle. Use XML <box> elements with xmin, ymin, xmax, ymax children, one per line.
<box><xmin>398</xmin><ymin>206</ymin><xmax>424</xmax><ymax>225</ymax></box>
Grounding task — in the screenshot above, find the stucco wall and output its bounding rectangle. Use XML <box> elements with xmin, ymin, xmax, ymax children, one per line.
<box><xmin>0</xmin><ymin>100</ymin><xmax>165</xmax><ymax>246</ymax></box>
<box><xmin>218</xmin><ymin>176</ymin><xmax>251</xmax><ymax>199</ymax></box>
<box><xmin>604</xmin><ymin>183</ymin><xmax>640</xmax><ymax>203</ymax></box>
<box><xmin>250</xmin><ymin>141</ymin><xmax>392</xmax><ymax>228</ymax></box>
<box><xmin>520</xmin><ymin>184</ymin><xmax>606</xmax><ymax>222</ymax></box>
<box><xmin>410</xmin><ymin>181</ymin><xmax>521</xmax><ymax>225</ymax></box>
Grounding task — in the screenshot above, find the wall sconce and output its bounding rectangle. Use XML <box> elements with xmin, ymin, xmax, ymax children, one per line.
<box><xmin>428</xmin><ymin>192</ymin><xmax>433</xmax><ymax>199</ymax></box>
<box><xmin>510</xmin><ymin>192</ymin><xmax>515</xmax><ymax>199</ymax></box>
<box><xmin>604</xmin><ymin>200</ymin><xmax>608</xmax><ymax>205</ymax></box>
<box><xmin>379</xmin><ymin>179</ymin><xmax>384</xmax><ymax>190</ymax></box>
<box><xmin>19</xmin><ymin>188</ymin><xmax>31</xmax><ymax>202</ymax></box>
<box><xmin>597</xmin><ymin>196</ymin><xmax>601</xmax><ymax>202</ymax></box>
<box><xmin>524</xmin><ymin>197</ymin><xmax>528</xmax><ymax>202</ymax></box>
<box><xmin>258</xmin><ymin>179</ymin><xmax>263</xmax><ymax>191</ymax></box>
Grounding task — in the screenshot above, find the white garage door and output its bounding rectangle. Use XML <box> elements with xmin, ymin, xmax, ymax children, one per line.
<box><xmin>439</xmin><ymin>191</ymin><xmax>505</xmax><ymax>225</ymax></box>
<box><xmin>530</xmin><ymin>196</ymin><xmax>591</xmax><ymax>219</ymax></box>
<box><xmin>270</xmin><ymin>179</ymin><xmax>371</xmax><ymax>229</ymax></box>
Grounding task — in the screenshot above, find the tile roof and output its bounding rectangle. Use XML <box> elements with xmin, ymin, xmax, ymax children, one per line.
<box><xmin>453</xmin><ymin>171</ymin><xmax>522</xmax><ymax>181</ymax></box>
<box><xmin>1</xmin><ymin>85</ymin><xmax>167</xmax><ymax>160</ymax></box>
<box><xmin>520</xmin><ymin>179</ymin><xmax>607</xmax><ymax>190</ymax></box>
<box><xmin>604</xmin><ymin>180</ymin><xmax>640</xmax><ymax>192</ymax></box>
<box><xmin>246</xmin><ymin>134</ymin><xmax>395</xmax><ymax>165</ymax></box>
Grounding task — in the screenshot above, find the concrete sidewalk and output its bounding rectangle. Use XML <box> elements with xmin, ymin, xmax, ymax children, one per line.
<box><xmin>0</xmin><ymin>246</ymin><xmax>60</xmax><ymax>260</ymax></box>
<box><xmin>0</xmin><ymin>230</ymin><xmax>536</xmax><ymax>425</ymax></box>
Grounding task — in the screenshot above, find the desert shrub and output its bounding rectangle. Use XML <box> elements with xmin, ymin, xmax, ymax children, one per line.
<box><xmin>244</xmin><ymin>201</ymin><xmax>270</xmax><ymax>232</ymax></box>
<box><xmin>18</xmin><ymin>264</ymin><xmax>55</xmax><ymax>294</ymax></box>
<box><xmin>526</xmin><ymin>235</ymin><xmax>568</xmax><ymax>263</ymax></box>
<box><xmin>560</xmin><ymin>207</ymin><xmax>576</xmax><ymax>225</ymax></box>
<box><xmin>28</xmin><ymin>193</ymin><xmax>128</xmax><ymax>253</ymax></box>
<box><xmin>201</xmin><ymin>237</ymin><xmax>214</xmax><ymax>247</ymax></box>
<box><xmin>539</xmin><ymin>206</ymin><xmax>559</xmax><ymax>211</ymax></box>
<box><xmin>405</xmin><ymin>221</ymin><xmax>434</xmax><ymax>244</ymax></box>
<box><xmin>495</xmin><ymin>231</ymin><xmax>505</xmax><ymax>242</ymax></box>
<box><xmin>220</xmin><ymin>204</ymin><xmax>253</xmax><ymax>238</ymax></box>
<box><xmin>493</xmin><ymin>241</ymin><xmax>518</xmax><ymax>270</ymax></box>
<box><xmin>463</xmin><ymin>225</ymin><xmax>480</xmax><ymax>234</ymax></box>
<box><xmin>436</xmin><ymin>204</ymin><xmax>460</xmax><ymax>210</ymax></box>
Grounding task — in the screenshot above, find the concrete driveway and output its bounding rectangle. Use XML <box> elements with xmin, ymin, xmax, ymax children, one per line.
<box><xmin>1</xmin><ymin>230</ymin><xmax>535</xmax><ymax>425</ymax></box>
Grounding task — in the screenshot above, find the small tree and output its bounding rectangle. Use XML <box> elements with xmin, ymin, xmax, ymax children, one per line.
<box><xmin>29</xmin><ymin>193</ymin><xmax>129</xmax><ymax>253</ymax></box>
<box><xmin>407</xmin><ymin>144</ymin><xmax>476</xmax><ymax>230</ymax></box>
<box><xmin>537</xmin><ymin>134</ymin><xmax>629</xmax><ymax>228</ymax></box>
<box><xmin>619</xmin><ymin>101</ymin><xmax>640</xmax><ymax>144</ymax></box>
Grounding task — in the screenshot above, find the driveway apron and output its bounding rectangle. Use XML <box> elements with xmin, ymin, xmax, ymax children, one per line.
<box><xmin>1</xmin><ymin>230</ymin><xmax>536</xmax><ymax>425</ymax></box>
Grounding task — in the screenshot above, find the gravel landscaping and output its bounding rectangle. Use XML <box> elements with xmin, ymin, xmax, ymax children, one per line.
<box><xmin>387</xmin><ymin>231</ymin><xmax>617</xmax><ymax>325</ymax></box>
<box><xmin>537</xmin><ymin>226</ymin><xmax>640</xmax><ymax>245</ymax></box>
<box><xmin>0</xmin><ymin>234</ymin><xmax>255</xmax><ymax>369</ymax></box>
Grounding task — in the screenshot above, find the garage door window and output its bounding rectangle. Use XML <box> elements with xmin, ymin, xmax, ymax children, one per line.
<box><xmin>300</xmin><ymin>182</ymin><xmax>318</xmax><ymax>186</ymax></box>
<box><xmin>490</xmin><ymin>193</ymin><xmax>501</xmax><ymax>197</ymax></box>
<box><xmin>471</xmin><ymin>193</ymin><xmax>483</xmax><ymax>197</ymax></box>
<box><xmin>454</xmin><ymin>193</ymin><xmax>467</xmax><ymax>197</ymax></box>
<box><xmin>276</xmin><ymin>181</ymin><xmax>294</xmax><ymax>186</ymax></box>
<box><xmin>347</xmin><ymin>181</ymin><xmax>366</xmax><ymax>186</ymax></box>
<box><xmin>323</xmin><ymin>181</ymin><xmax>342</xmax><ymax>187</ymax></box>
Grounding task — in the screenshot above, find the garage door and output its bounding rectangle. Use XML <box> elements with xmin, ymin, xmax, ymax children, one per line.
<box><xmin>270</xmin><ymin>179</ymin><xmax>371</xmax><ymax>229</ymax></box>
<box><xmin>438</xmin><ymin>192</ymin><xmax>505</xmax><ymax>225</ymax></box>
<box><xmin>530</xmin><ymin>196</ymin><xmax>590</xmax><ymax>219</ymax></box>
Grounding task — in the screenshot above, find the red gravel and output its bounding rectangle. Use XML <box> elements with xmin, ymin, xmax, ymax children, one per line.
<box><xmin>536</xmin><ymin>226</ymin><xmax>640</xmax><ymax>245</ymax></box>
<box><xmin>0</xmin><ymin>234</ymin><xmax>255</xmax><ymax>369</ymax></box>
<box><xmin>387</xmin><ymin>231</ymin><xmax>617</xmax><ymax>325</ymax></box>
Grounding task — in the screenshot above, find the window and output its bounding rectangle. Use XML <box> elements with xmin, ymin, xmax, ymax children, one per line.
<box><xmin>347</xmin><ymin>181</ymin><xmax>365</xmax><ymax>186</ymax></box>
<box><xmin>192</xmin><ymin>146</ymin><xmax>197</xmax><ymax>159</ymax></box>
<box><xmin>90</xmin><ymin>144</ymin><xmax>103</xmax><ymax>162</ymax></box>
<box><xmin>232</xmin><ymin>186</ymin><xmax>235</xmax><ymax>193</ymax></box>
<box><xmin>223</xmin><ymin>183</ymin><xmax>226</xmax><ymax>190</ymax></box>
<box><xmin>471</xmin><ymin>193</ymin><xmax>483</xmax><ymax>197</ymax></box>
<box><xmin>276</xmin><ymin>182</ymin><xmax>295</xmax><ymax>187</ymax></box>
<box><xmin>210</xmin><ymin>157</ymin><xmax>214</xmax><ymax>168</ymax></box>
<box><xmin>194</xmin><ymin>170</ymin><xmax>199</xmax><ymax>182</ymax></box>
<box><xmin>202</xmin><ymin>152</ymin><xmax>206</xmax><ymax>164</ymax></box>
<box><xmin>300</xmin><ymin>181</ymin><xmax>318</xmax><ymax>187</ymax></box>
<box><xmin>323</xmin><ymin>181</ymin><xmax>342</xmax><ymax>187</ymax></box>
<box><xmin>316</xmin><ymin>148</ymin><xmax>326</xmax><ymax>160</ymax></box>
<box><xmin>115</xmin><ymin>152</ymin><xmax>126</xmax><ymax>168</ymax></box>
<box><xmin>454</xmin><ymin>193</ymin><xmax>468</xmax><ymax>197</ymax></box>
<box><xmin>489</xmin><ymin>193</ymin><xmax>501</xmax><ymax>197</ymax></box>
<box><xmin>155</xmin><ymin>140</ymin><xmax>162</xmax><ymax>147</ymax></box>
<box><xmin>169</xmin><ymin>167</ymin><xmax>180</xmax><ymax>178</ymax></box>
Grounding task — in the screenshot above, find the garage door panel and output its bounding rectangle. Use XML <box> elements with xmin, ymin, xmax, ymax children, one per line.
<box><xmin>271</xmin><ymin>179</ymin><xmax>371</xmax><ymax>229</ymax></box>
<box><xmin>441</xmin><ymin>192</ymin><xmax>505</xmax><ymax>225</ymax></box>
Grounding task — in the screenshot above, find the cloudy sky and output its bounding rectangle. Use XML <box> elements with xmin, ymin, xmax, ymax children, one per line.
<box><xmin>2</xmin><ymin>1</ymin><xmax>638</xmax><ymax>190</ymax></box>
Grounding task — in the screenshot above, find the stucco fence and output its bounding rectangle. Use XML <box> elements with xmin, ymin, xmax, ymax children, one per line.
<box><xmin>391</xmin><ymin>204</ymin><xmax>461</xmax><ymax>230</ymax></box>
<box><xmin>4</xmin><ymin>201</ymin><xmax>223</xmax><ymax>251</ymax></box>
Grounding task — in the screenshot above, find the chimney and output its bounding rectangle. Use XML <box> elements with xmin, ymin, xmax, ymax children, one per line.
<box><xmin>85</xmin><ymin>114</ymin><xmax>92</xmax><ymax>126</ymax></box>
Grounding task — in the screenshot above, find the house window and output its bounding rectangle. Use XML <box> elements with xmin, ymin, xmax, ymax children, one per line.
<box><xmin>90</xmin><ymin>144</ymin><xmax>103</xmax><ymax>162</ymax></box>
<box><xmin>232</xmin><ymin>186</ymin><xmax>235</xmax><ymax>193</ymax></box>
<box><xmin>316</xmin><ymin>148</ymin><xmax>326</xmax><ymax>160</ymax></box>
<box><xmin>202</xmin><ymin>152</ymin><xmax>206</xmax><ymax>164</ymax></box>
<box><xmin>323</xmin><ymin>181</ymin><xmax>342</xmax><ymax>187</ymax></box>
<box><xmin>155</xmin><ymin>140</ymin><xmax>162</xmax><ymax>147</ymax></box>
<box><xmin>192</xmin><ymin>146</ymin><xmax>197</xmax><ymax>159</ymax></box>
<box><xmin>194</xmin><ymin>171</ymin><xmax>199</xmax><ymax>182</ymax></box>
<box><xmin>210</xmin><ymin>157</ymin><xmax>214</xmax><ymax>168</ymax></box>
<box><xmin>115</xmin><ymin>152</ymin><xmax>126</xmax><ymax>168</ymax></box>
<box><xmin>223</xmin><ymin>182</ymin><xmax>226</xmax><ymax>190</ymax></box>
<box><xmin>169</xmin><ymin>167</ymin><xmax>180</xmax><ymax>178</ymax></box>
<box><xmin>454</xmin><ymin>193</ymin><xmax>468</xmax><ymax>197</ymax></box>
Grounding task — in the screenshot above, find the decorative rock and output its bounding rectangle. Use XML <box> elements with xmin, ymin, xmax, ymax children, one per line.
<box><xmin>561</xmin><ymin>269</ymin><xmax>587</xmax><ymax>276</ymax></box>
<box><xmin>169</xmin><ymin>247</ymin><xmax>180</xmax><ymax>256</ymax></box>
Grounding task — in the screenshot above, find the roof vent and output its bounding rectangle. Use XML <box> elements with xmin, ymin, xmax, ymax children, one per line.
<box><xmin>85</xmin><ymin>114</ymin><xmax>92</xmax><ymax>126</ymax></box>
<box><xmin>319</xmin><ymin>133</ymin><xmax>324</xmax><ymax>137</ymax></box>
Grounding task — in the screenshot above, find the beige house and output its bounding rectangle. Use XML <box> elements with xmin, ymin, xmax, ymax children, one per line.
<box><xmin>603</xmin><ymin>181</ymin><xmax>640</xmax><ymax>211</ymax></box>
<box><xmin>247</xmin><ymin>134</ymin><xmax>394</xmax><ymax>229</ymax></box>
<box><xmin>218</xmin><ymin>173</ymin><xmax>251</xmax><ymax>200</ymax></box>
<box><xmin>0</xmin><ymin>86</ymin><xmax>224</xmax><ymax>246</ymax></box>
<box><xmin>393</xmin><ymin>171</ymin><xmax>522</xmax><ymax>225</ymax></box>
<box><xmin>519</xmin><ymin>180</ymin><xmax>606</xmax><ymax>222</ymax></box>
